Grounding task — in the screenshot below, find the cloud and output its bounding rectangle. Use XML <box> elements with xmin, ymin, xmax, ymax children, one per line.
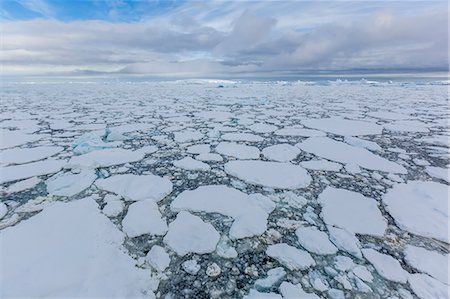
<box><xmin>1</xmin><ymin>1</ymin><xmax>448</xmax><ymax>77</ymax></box>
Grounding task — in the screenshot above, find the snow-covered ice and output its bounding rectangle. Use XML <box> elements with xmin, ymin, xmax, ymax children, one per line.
<box><xmin>361</xmin><ymin>248</ymin><xmax>408</xmax><ymax>283</ymax></box>
<box><xmin>266</xmin><ymin>243</ymin><xmax>316</xmax><ymax>270</ymax></box>
<box><xmin>173</xmin><ymin>156</ymin><xmax>211</xmax><ymax>171</ymax></box>
<box><xmin>46</xmin><ymin>169</ymin><xmax>96</xmax><ymax>197</ymax></box>
<box><xmin>1</xmin><ymin>146</ymin><xmax>63</xmax><ymax>165</ymax></box>
<box><xmin>262</xmin><ymin>144</ymin><xmax>300</xmax><ymax>162</ymax></box>
<box><xmin>296</xmin><ymin>226</ymin><xmax>338</xmax><ymax>255</ymax></box>
<box><xmin>301</xmin><ymin>117</ymin><xmax>383</xmax><ymax>136</ymax></box>
<box><xmin>216</xmin><ymin>142</ymin><xmax>260</xmax><ymax>160</ymax></box>
<box><xmin>1</xmin><ymin>159</ymin><xmax>66</xmax><ymax>184</ymax></box>
<box><xmin>122</xmin><ymin>200</ymin><xmax>168</xmax><ymax>237</ymax></box>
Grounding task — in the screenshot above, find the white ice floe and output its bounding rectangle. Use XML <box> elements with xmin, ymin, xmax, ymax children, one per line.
<box><xmin>384</xmin><ymin>120</ymin><xmax>429</xmax><ymax>133</ymax></box>
<box><xmin>361</xmin><ymin>248</ymin><xmax>408</xmax><ymax>283</ymax></box>
<box><xmin>298</xmin><ymin>137</ymin><xmax>407</xmax><ymax>173</ymax></box>
<box><xmin>186</xmin><ymin>144</ymin><xmax>210</xmax><ymax>154</ymax></box>
<box><xmin>171</xmin><ymin>185</ymin><xmax>274</xmax><ymax>239</ymax></box>
<box><xmin>0</xmin><ymin>198</ymin><xmax>156</xmax><ymax>298</ymax></box>
<box><xmin>327</xmin><ymin>226</ymin><xmax>362</xmax><ymax>258</ymax></box>
<box><xmin>67</xmin><ymin>148</ymin><xmax>145</xmax><ymax>169</ymax></box>
<box><xmin>352</xmin><ymin>265</ymin><xmax>373</xmax><ymax>282</ymax></box>
<box><xmin>279</xmin><ymin>282</ymin><xmax>320</xmax><ymax>299</ymax></box>
<box><xmin>72</xmin><ymin>131</ymin><xmax>116</xmax><ymax>155</ymax></box>
<box><xmin>295</xmin><ymin>226</ymin><xmax>338</xmax><ymax>255</ymax></box>
<box><xmin>195</xmin><ymin>153</ymin><xmax>223</xmax><ymax>162</ymax></box>
<box><xmin>46</xmin><ymin>169</ymin><xmax>96</xmax><ymax>197</ymax></box>
<box><xmin>243</xmin><ymin>290</ymin><xmax>282</xmax><ymax>299</ymax></box>
<box><xmin>174</xmin><ymin>130</ymin><xmax>204</xmax><ymax>143</ymax></box>
<box><xmin>225</xmin><ymin>160</ymin><xmax>312</xmax><ymax>189</ymax></box>
<box><xmin>262</xmin><ymin>144</ymin><xmax>300</xmax><ymax>162</ymax></box>
<box><xmin>301</xmin><ymin>117</ymin><xmax>383</xmax><ymax>136</ymax></box>
<box><xmin>248</xmin><ymin>123</ymin><xmax>278</xmax><ymax>133</ymax></box>
<box><xmin>146</xmin><ymin>245</ymin><xmax>170</xmax><ymax>272</ymax></box>
<box><xmin>122</xmin><ymin>201</ymin><xmax>168</xmax><ymax>238</ymax></box>
<box><xmin>216</xmin><ymin>235</ymin><xmax>238</xmax><ymax>258</ymax></box>
<box><xmin>216</xmin><ymin>142</ymin><xmax>260</xmax><ymax>160</ymax></box>
<box><xmin>95</xmin><ymin>174</ymin><xmax>173</xmax><ymax>202</ymax></box>
<box><xmin>318</xmin><ymin>187</ymin><xmax>387</xmax><ymax>237</ymax></box>
<box><xmin>182</xmin><ymin>260</ymin><xmax>200</xmax><ymax>275</ymax></box>
<box><xmin>0</xmin><ymin>202</ymin><xmax>7</xmax><ymax>220</ymax></box>
<box><xmin>164</xmin><ymin>211</ymin><xmax>220</xmax><ymax>256</ymax></box>
<box><xmin>408</xmin><ymin>273</ymin><xmax>450</xmax><ymax>299</ymax></box>
<box><xmin>102</xmin><ymin>194</ymin><xmax>124</xmax><ymax>217</ymax></box>
<box><xmin>0</xmin><ymin>129</ymin><xmax>41</xmax><ymax>149</ymax></box>
<box><xmin>4</xmin><ymin>177</ymin><xmax>41</xmax><ymax>193</ymax></box>
<box><xmin>254</xmin><ymin>267</ymin><xmax>286</xmax><ymax>291</ymax></box>
<box><xmin>300</xmin><ymin>160</ymin><xmax>342</xmax><ymax>172</ymax></box>
<box><xmin>275</xmin><ymin>127</ymin><xmax>326</xmax><ymax>137</ymax></box>
<box><xmin>222</xmin><ymin>133</ymin><xmax>263</xmax><ymax>142</ymax></box>
<box><xmin>266</xmin><ymin>243</ymin><xmax>315</xmax><ymax>270</ymax></box>
<box><xmin>1</xmin><ymin>146</ymin><xmax>63</xmax><ymax>165</ymax></box>
<box><xmin>367</xmin><ymin>111</ymin><xmax>410</xmax><ymax>120</ymax></box>
<box><xmin>404</xmin><ymin>245</ymin><xmax>448</xmax><ymax>284</ymax></box>
<box><xmin>173</xmin><ymin>157</ymin><xmax>210</xmax><ymax>171</ymax></box>
<box><xmin>425</xmin><ymin>166</ymin><xmax>449</xmax><ymax>183</ymax></box>
<box><xmin>344</xmin><ymin>136</ymin><xmax>382</xmax><ymax>151</ymax></box>
<box><xmin>383</xmin><ymin>181</ymin><xmax>448</xmax><ymax>243</ymax></box>
<box><xmin>1</xmin><ymin>159</ymin><xmax>66</xmax><ymax>184</ymax></box>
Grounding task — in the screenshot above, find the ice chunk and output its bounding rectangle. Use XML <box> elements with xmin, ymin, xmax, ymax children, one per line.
<box><xmin>102</xmin><ymin>194</ymin><xmax>124</xmax><ymax>217</ymax></box>
<box><xmin>384</xmin><ymin>120</ymin><xmax>429</xmax><ymax>133</ymax></box>
<box><xmin>383</xmin><ymin>181</ymin><xmax>448</xmax><ymax>243</ymax></box>
<box><xmin>182</xmin><ymin>260</ymin><xmax>200</xmax><ymax>275</ymax></box>
<box><xmin>186</xmin><ymin>144</ymin><xmax>210</xmax><ymax>154</ymax></box>
<box><xmin>404</xmin><ymin>245</ymin><xmax>448</xmax><ymax>284</ymax></box>
<box><xmin>0</xmin><ymin>202</ymin><xmax>7</xmax><ymax>220</ymax></box>
<box><xmin>216</xmin><ymin>142</ymin><xmax>260</xmax><ymax>159</ymax></box>
<box><xmin>425</xmin><ymin>166</ymin><xmax>449</xmax><ymax>183</ymax></box>
<box><xmin>195</xmin><ymin>153</ymin><xmax>223</xmax><ymax>162</ymax></box>
<box><xmin>352</xmin><ymin>265</ymin><xmax>373</xmax><ymax>282</ymax></box>
<box><xmin>275</xmin><ymin>127</ymin><xmax>326</xmax><ymax>137</ymax></box>
<box><xmin>96</xmin><ymin>174</ymin><xmax>173</xmax><ymax>202</ymax></box>
<box><xmin>146</xmin><ymin>245</ymin><xmax>170</xmax><ymax>272</ymax></box>
<box><xmin>344</xmin><ymin>136</ymin><xmax>382</xmax><ymax>151</ymax></box>
<box><xmin>171</xmin><ymin>185</ymin><xmax>273</xmax><ymax>239</ymax></box>
<box><xmin>67</xmin><ymin>148</ymin><xmax>145</xmax><ymax>169</ymax></box>
<box><xmin>222</xmin><ymin>133</ymin><xmax>263</xmax><ymax>142</ymax></box>
<box><xmin>300</xmin><ymin>160</ymin><xmax>342</xmax><ymax>172</ymax></box>
<box><xmin>122</xmin><ymin>201</ymin><xmax>168</xmax><ymax>238</ymax></box>
<box><xmin>361</xmin><ymin>248</ymin><xmax>408</xmax><ymax>283</ymax></box>
<box><xmin>216</xmin><ymin>235</ymin><xmax>238</xmax><ymax>258</ymax></box>
<box><xmin>297</xmin><ymin>137</ymin><xmax>407</xmax><ymax>173</ymax></box>
<box><xmin>302</xmin><ymin>117</ymin><xmax>383</xmax><ymax>136</ymax></box>
<box><xmin>279</xmin><ymin>282</ymin><xmax>320</xmax><ymax>299</ymax></box>
<box><xmin>408</xmin><ymin>273</ymin><xmax>449</xmax><ymax>299</ymax></box>
<box><xmin>254</xmin><ymin>267</ymin><xmax>286</xmax><ymax>291</ymax></box>
<box><xmin>5</xmin><ymin>177</ymin><xmax>41</xmax><ymax>193</ymax></box>
<box><xmin>72</xmin><ymin>131</ymin><xmax>114</xmax><ymax>155</ymax></box>
<box><xmin>266</xmin><ymin>243</ymin><xmax>315</xmax><ymax>270</ymax></box>
<box><xmin>164</xmin><ymin>211</ymin><xmax>220</xmax><ymax>256</ymax></box>
<box><xmin>173</xmin><ymin>157</ymin><xmax>210</xmax><ymax>171</ymax></box>
<box><xmin>0</xmin><ymin>198</ymin><xmax>156</xmax><ymax>298</ymax></box>
<box><xmin>174</xmin><ymin>130</ymin><xmax>203</xmax><ymax>143</ymax></box>
<box><xmin>327</xmin><ymin>226</ymin><xmax>362</xmax><ymax>258</ymax></box>
<box><xmin>46</xmin><ymin>169</ymin><xmax>96</xmax><ymax>197</ymax></box>
<box><xmin>318</xmin><ymin>187</ymin><xmax>387</xmax><ymax>236</ymax></box>
<box><xmin>295</xmin><ymin>226</ymin><xmax>338</xmax><ymax>255</ymax></box>
<box><xmin>1</xmin><ymin>146</ymin><xmax>63</xmax><ymax>165</ymax></box>
<box><xmin>262</xmin><ymin>144</ymin><xmax>300</xmax><ymax>162</ymax></box>
<box><xmin>248</xmin><ymin>123</ymin><xmax>278</xmax><ymax>133</ymax></box>
<box><xmin>0</xmin><ymin>129</ymin><xmax>41</xmax><ymax>149</ymax></box>
<box><xmin>1</xmin><ymin>159</ymin><xmax>66</xmax><ymax>184</ymax></box>
<box><xmin>225</xmin><ymin>160</ymin><xmax>312</xmax><ymax>189</ymax></box>
<box><xmin>243</xmin><ymin>289</ymin><xmax>282</xmax><ymax>299</ymax></box>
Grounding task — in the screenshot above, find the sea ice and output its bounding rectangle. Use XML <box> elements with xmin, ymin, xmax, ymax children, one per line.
<box><xmin>46</xmin><ymin>169</ymin><xmax>96</xmax><ymax>197</ymax></box>
<box><xmin>266</xmin><ymin>243</ymin><xmax>316</xmax><ymax>270</ymax></box>
<box><xmin>0</xmin><ymin>129</ymin><xmax>41</xmax><ymax>149</ymax></box>
<box><xmin>102</xmin><ymin>194</ymin><xmax>124</xmax><ymax>217</ymax></box>
<box><xmin>248</xmin><ymin>123</ymin><xmax>278</xmax><ymax>133</ymax></box>
<box><xmin>262</xmin><ymin>144</ymin><xmax>300</xmax><ymax>162</ymax></box>
<box><xmin>173</xmin><ymin>157</ymin><xmax>210</xmax><ymax>171</ymax></box>
<box><xmin>279</xmin><ymin>282</ymin><xmax>320</xmax><ymax>299</ymax></box>
<box><xmin>186</xmin><ymin>144</ymin><xmax>210</xmax><ymax>154</ymax></box>
<box><xmin>298</xmin><ymin>137</ymin><xmax>407</xmax><ymax>173</ymax></box>
<box><xmin>318</xmin><ymin>187</ymin><xmax>387</xmax><ymax>236</ymax></box>
<box><xmin>216</xmin><ymin>142</ymin><xmax>260</xmax><ymax>159</ymax></box>
<box><xmin>361</xmin><ymin>248</ymin><xmax>408</xmax><ymax>283</ymax></box>
<box><xmin>382</xmin><ymin>181</ymin><xmax>448</xmax><ymax>243</ymax></box>
<box><xmin>404</xmin><ymin>245</ymin><xmax>448</xmax><ymax>284</ymax></box>
<box><xmin>243</xmin><ymin>289</ymin><xmax>282</xmax><ymax>299</ymax></box>
<box><xmin>0</xmin><ymin>198</ymin><xmax>156</xmax><ymax>298</ymax></box>
<box><xmin>225</xmin><ymin>160</ymin><xmax>312</xmax><ymax>189</ymax></box>
<box><xmin>300</xmin><ymin>160</ymin><xmax>342</xmax><ymax>172</ymax></box>
<box><xmin>295</xmin><ymin>226</ymin><xmax>338</xmax><ymax>255</ymax></box>
<box><xmin>327</xmin><ymin>226</ymin><xmax>362</xmax><ymax>258</ymax></box>
<box><xmin>1</xmin><ymin>159</ymin><xmax>66</xmax><ymax>184</ymax></box>
<box><xmin>122</xmin><ymin>201</ymin><xmax>168</xmax><ymax>238</ymax></box>
<box><xmin>195</xmin><ymin>153</ymin><xmax>223</xmax><ymax>162</ymax></box>
<box><xmin>254</xmin><ymin>267</ymin><xmax>286</xmax><ymax>291</ymax></box>
<box><xmin>95</xmin><ymin>174</ymin><xmax>173</xmax><ymax>202</ymax></box>
<box><xmin>275</xmin><ymin>127</ymin><xmax>326</xmax><ymax>137</ymax></box>
<box><xmin>146</xmin><ymin>245</ymin><xmax>170</xmax><ymax>272</ymax></box>
<box><xmin>301</xmin><ymin>117</ymin><xmax>383</xmax><ymax>136</ymax></box>
<box><xmin>221</xmin><ymin>133</ymin><xmax>263</xmax><ymax>142</ymax></box>
<box><xmin>163</xmin><ymin>211</ymin><xmax>220</xmax><ymax>256</ymax></box>
<box><xmin>425</xmin><ymin>166</ymin><xmax>449</xmax><ymax>183</ymax></box>
<box><xmin>171</xmin><ymin>185</ymin><xmax>274</xmax><ymax>239</ymax></box>
<box><xmin>174</xmin><ymin>130</ymin><xmax>204</xmax><ymax>143</ymax></box>
<box><xmin>0</xmin><ymin>202</ymin><xmax>7</xmax><ymax>220</ymax></box>
<box><xmin>4</xmin><ymin>176</ymin><xmax>41</xmax><ymax>193</ymax></box>
<box><xmin>408</xmin><ymin>273</ymin><xmax>449</xmax><ymax>299</ymax></box>
<box><xmin>1</xmin><ymin>146</ymin><xmax>63</xmax><ymax>165</ymax></box>
<box><xmin>67</xmin><ymin>148</ymin><xmax>146</xmax><ymax>168</ymax></box>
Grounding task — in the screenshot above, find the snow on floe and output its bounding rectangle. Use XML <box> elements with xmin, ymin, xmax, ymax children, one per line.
<box><xmin>343</xmin><ymin>136</ymin><xmax>382</xmax><ymax>152</ymax></box>
<box><xmin>1</xmin><ymin>159</ymin><xmax>66</xmax><ymax>184</ymax></box>
<box><xmin>46</xmin><ymin>169</ymin><xmax>96</xmax><ymax>197</ymax></box>
<box><xmin>186</xmin><ymin>144</ymin><xmax>210</xmax><ymax>154</ymax></box>
<box><xmin>0</xmin><ymin>198</ymin><xmax>156</xmax><ymax>298</ymax></box>
<box><xmin>195</xmin><ymin>153</ymin><xmax>223</xmax><ymax>162</ymax></box>
<box><xmin>382</xmin><ymin>181</ymin><xmax>448</xmax><ymax>243</ymax></box>
<box><xmin>408</xmin><ymin>273</ymin><xmax>450</xmax><ymax>299</ymax></box>
<box><xmin>122</xmin><ymin>201</ymin><xmax>168</xmax><ymax>238</ymax></box>
<box><xmin>266</xmin><ymin>243</ymin><xmax>315</xmax><ymax>270</ymax></box>
<box><xmin>222</xmin><ymin>133</ymin><xmax>263</xmax><ymax>142</ymax></box>
<box><xmin>384</xmin><ymin>120</ymin><xmax>429</xmax><ymax>133</ymax></box>
<box><xmin>404</xmin><ymin>245</ymin><xmax>448</xmax><ymax>284</ymax></box>
<box><xmin>262</xmin><ymin>144</ymin><xmax>300</xmax><ymax>162</ymax></box>
<box><xmin>425</xmin><ymin>166</ymin><xmax>449</xmax><ymax>183</ymax></box>
<box><xmin>164</xmin><ymin>211</ymin><xmax>220</xmax><ymax>256</ymax></box>
<box><xmin>0</xmin><ymin>129</ymin><xmax>41</xmax><ymax>149</ymax></box>
<box><xmin>295</xmin><ymin>226</ymin><xmax>338</xmax><ymax>255</ymax></box>
<box><xmin>243</xmin><ymin>289</ymin><xmax>282</xmax><ymax>299</ymax></box>
<box><xmin>248</xmin><ymin>123</ymin><xmax>278</xmax><ymax>133</ymax></box>
<box><xmin>361</xmin><ymin>248</ymin><xmax>408</xmax><ymax>283</ymax></box>
<box><xmin>301</xmin><ymin>117</ymin><xmax>383</xmax><ymax>136</ymax></box>
<box><xmin>279</xmin><ymin>282</ymin><xmax>320</xmax><ymax>299</ymax></box>
<box><xmin>318</xmin><ymin>187</ymin><xmax>387</xmax><ymax>236</ymax></box>
<box><xmin>146</xmin><ymin>245</ymin><xmax>170</xmax><ymax>272</ymax></box>
<box><xmin>4</xmin><ymin>177</ymin><xmax>41</xmax><ymax>193</ymax></box>
<box><xmin>173</xmin><ymin>157</ymin><xmax>210</xmax><ymax>171</ymax></box>
<box><xmin>174</xmin><ymin>130</ymin><xmax>204</xmax><ymax>143</ymax></box>
<box><xmin>95</xmin><ymin>174</ymin><xmax>173</xmax><ymax>202</ymax></box>
<box><xmin>216</xmin><ymin>142</ymin><xmax>260</xmax><ymax>160</ymax></box>
<box><xmin>225</xmin><ymin>160</ymin><xmax>312</xmax><ymax>189</ymax></box>
<box><xmin>67</xmin><ymin>148</ymin><xmax>146</xmax><ymax>169</ymax></box>
<box><xmin>275</xmin><ymin>127</ymin><xmax>326</xmax><ymax>137</ymax></box>
<box><xmin>72</xmin><ymin>131</ymin><xmax>117</xmax><ymax>155</ymax></box>
<box><xmin>102</xmin><ymin>194</ymin><xmax>124</xmax><ymax>217</ymax></box>
<box><xmin>171</xmin><ymin>185</ymin><xmax>274</xmax><ymax>239</ymax></box>
<box><xmin>1</xmin><ymin>146</ymin><xmax>63</xmax><ymax>165</ymax></box>
<box><xmin>300</xmin><ymin>160</ymin><xmax>342</xmax><ymax>172</ymax></box>
<box><xmin>0</xmin><ymin>202</ymin><xmax>7</xmax><ymax>220</ymax></box>
<box><xmin>298</xmin><ymin>137</ymin><xmax>407</xmax><ymax>174</ymax></box>
<box><xmin>327</xmin><ymin>226</ymin><xmax>362</xmax><ymax>258</ymax></box>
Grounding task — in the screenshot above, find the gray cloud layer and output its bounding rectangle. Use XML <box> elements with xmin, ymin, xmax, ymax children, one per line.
<box><xmin>1</xmin><ymin>1</ymin><xmax>448</xmax><ymax>77</ymax></box>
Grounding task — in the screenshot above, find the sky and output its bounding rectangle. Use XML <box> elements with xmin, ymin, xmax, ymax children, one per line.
<box><xmin>1</xmin><ymin>0</ymin><xmax>448</xmax><ymax>78</ymax></box>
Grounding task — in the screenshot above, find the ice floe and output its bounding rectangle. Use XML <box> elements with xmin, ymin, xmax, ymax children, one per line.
<box><xmin>216</xmin><ymin>142</ymin><xmax>260</xmax><ymax>160</ymax></box>
<box><xmin>295</xmin><ymin>226</ymin><xmax>338</xmax><ymax>255</ymax></box>
<box><xmin>46</xmin><ymin>169</ymin><xmax>96</xmax><ymax>197</ymax></box>
<box><xmin>1</xmin><ymin>146</ymin><xmax>63</xmax><ymax>165</ymax></box>
<box><xmin>1</xmin><ymin>159</ymin><xmax>66</xmax><ymax>184</ymax></box>
<box><xmin>262</xmin><ymin>144</ymin><xmax>300</xmax><ymax>162</ymax></box>
<box><xmin>361</xmin><ymin>248</ymin><xmax>408</xmax><ymax>283</ymax></box>
<box><xmin>67</xmin><ymin>148</ymin><xmax>146</xmax><ymax>169</ymax></box>
<box><xmin>266</xmin><ymin>243</ymin><xmax>316</xmax><ymax>270</ymax></box>
<box><xmin>122</xmin><ymin>200</ymin><xmax>168</xmax><ymax>238</ymax></box>
<box><xmin>404</xmin><ymin>245</ymin><xmax>448</xmax><ymax>284</ymax></box>
<box><xmin>408</xmin><ymin>273</ymin><xmax>450</xmax><ymax>299</ymax></box>
<box><xmin>173</xmin><ymin>157</ymin><xmax>211</xmax><ymax>171</ymax></box>
<box><xmin>302</xmin><ymin>117</ymin><xmax>383</xmax><ymax>136</ymax></box>
<box><xmin>222</xmin><ymin>132</ymin><xmax>263</xmax><ymax>142</ymax></box>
